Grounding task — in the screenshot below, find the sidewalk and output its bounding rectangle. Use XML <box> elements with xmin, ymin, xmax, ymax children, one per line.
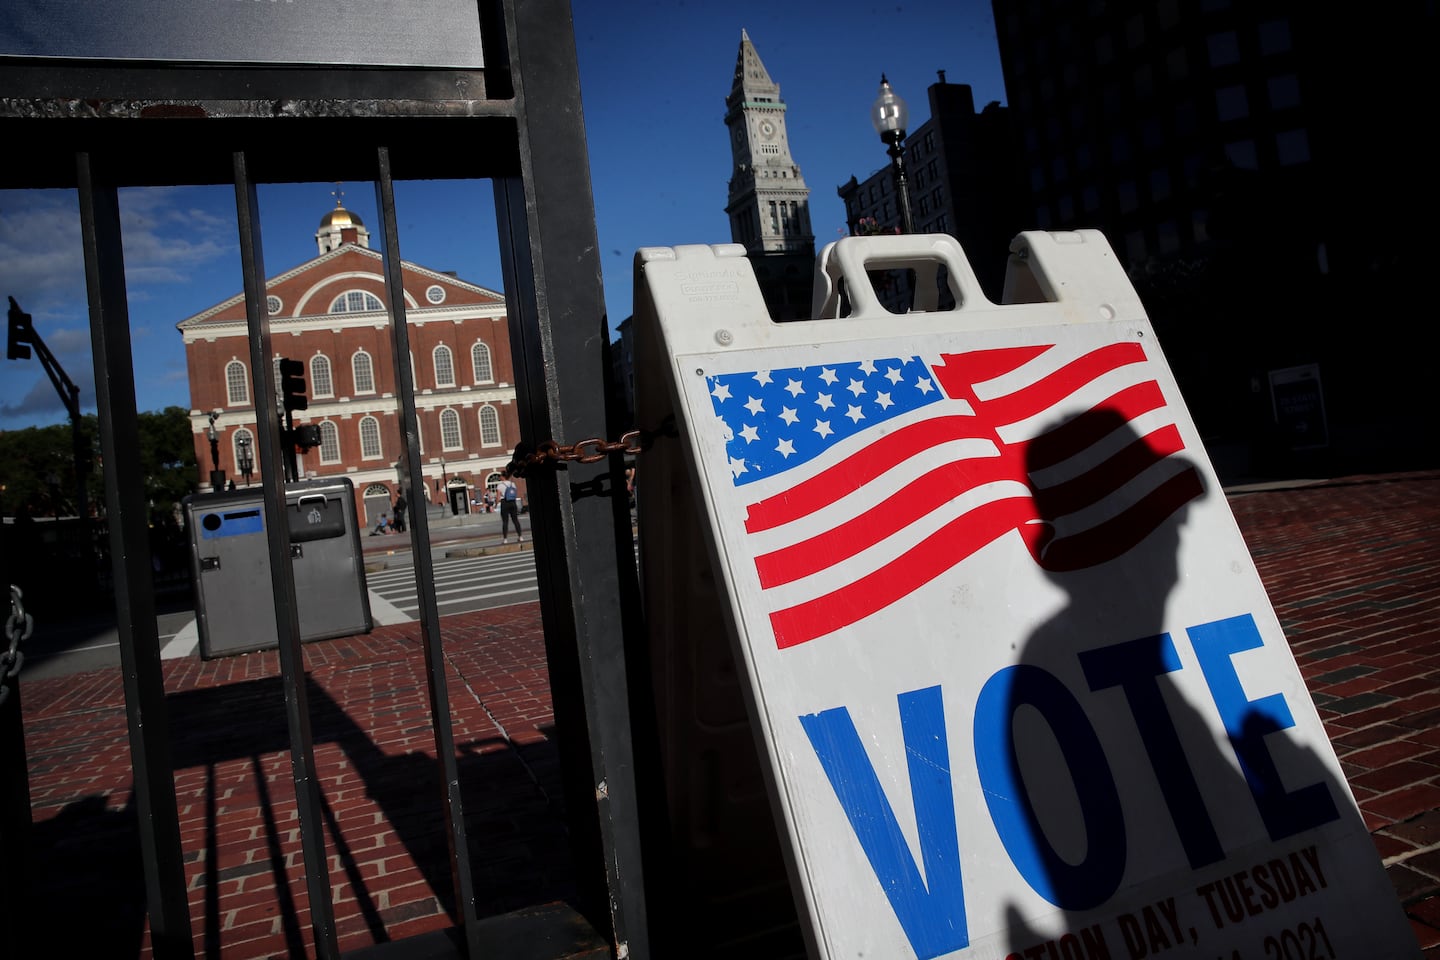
<box><xmin>12</xmin><ymin>471</ymin><xmax>1440</xmax><ymax>957</ymax></box>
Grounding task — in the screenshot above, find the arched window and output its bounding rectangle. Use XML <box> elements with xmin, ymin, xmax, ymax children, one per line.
<box><xmin>433</xmin><ymin>344</ymin><xmax>455</xmax><ymax>388</ymax></box>
<box><xmin>319</xmin><ymin>421</ymin><xmax>341</xmax><ymax>463</ymax></box>
<box><xmin>472</xmin><ymin>341</ymin><xmax>494</xmax><ymax>383</ymax></box>
<box><xmin>310</xmin><ymin>354</ymin><xmax>333</xmax><ymax>398</ymax></box>
<box><xmin>225</xmin><ymin>360</ymin><xmax>248</xmax><ymax>405</ymax></box>
<box><xmin>359</xmin><ymin>416</ymin><xmax>382</xmax><ymax>459</ymax></box>
<box><xmin>328</xmin><ymin>290</ymin><xmax>384</xmax><ymax>314</ymax></box>
<box><xmin>440</xmin><ymin>408</ymin><xmax>462</xmax><ymax>450</ymax></box>
<box><xmin>479</xmin><ymin>405</ymin><xmax>501</xmax><ymax>447</ymax></box>
<box><xmin>485</xmin><ymin>472</ymin><xmax>504</xmax><ymax>495</ymax></box>
<box><xmin>352</xmin><ymin>350</ymin><xmax>375</xmax><ymax>394</ymax></box>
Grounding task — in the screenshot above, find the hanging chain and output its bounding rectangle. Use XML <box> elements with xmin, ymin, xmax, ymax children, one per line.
<box><xmin>509</xmin><ymin>414</ymin><xmax>676</xmax><ymax>477</ymax></box>
<box><xmin>1</xmin><ymin>584</ymin><xmax>33</xmax><ymax>708</ymax></box>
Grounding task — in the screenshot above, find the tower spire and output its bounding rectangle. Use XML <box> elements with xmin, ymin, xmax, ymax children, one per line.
<box><xmin>724</xmin><ymin>31</ymin><xmax>813</xmax><ymax>257</ymax></box>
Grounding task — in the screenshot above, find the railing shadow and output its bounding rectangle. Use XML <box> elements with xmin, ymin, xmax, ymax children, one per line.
<box><xmin>18</xmin><ymin>672</ymin><xmax>577</xmax><ymax>957</ymax></box>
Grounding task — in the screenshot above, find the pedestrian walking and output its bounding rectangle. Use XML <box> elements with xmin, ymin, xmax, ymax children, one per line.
<box><xmin>498</xmin><ymin>472</ymin><xmax>523</xmax><ymax>543</ymax></box>
<box><xmin>392</xmin><ymin>494</ymin><xmax>407</xmax><ymax>533</ymax></box>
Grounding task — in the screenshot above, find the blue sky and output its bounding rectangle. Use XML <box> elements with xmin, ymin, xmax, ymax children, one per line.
<box><xmin>0</xmin><ymin>1</ymin><xmax>1005</xmax><ymax>430</ymax></box>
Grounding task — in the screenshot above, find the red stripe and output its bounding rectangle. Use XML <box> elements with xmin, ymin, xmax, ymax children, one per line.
<box><xmin>1032</xmin><ymin>467</ymin><xmax>1205</xmax><ymax>572</ymax></box>
<box><xmin>754</xmin><ymin>449</ymin><xmax>1024</xmax><ymax>588</ymax></box>
<box><xmin>972</xmin><ymin>341</ymin><xmax>1148</xmax><ymax>427</ymax></box>
<box><xmin>743</xmin><ymin>415</ymin><xmax>995</xmax><ymax>534</ymax></box>
<box><xmin>1024</xmin><ymin>381</ymin><xmax>1167</xmax><ymax>470</ymax></box>
<box><xmin>768</xmin><ymin>494</ymin><xmax>1040</xmax><ymax>649</ymax></box>
<box><xmin>930</xmin><ymin>345</ymin><xmax>1051</xmax><ymax>397</ymax></box>
<box><xmin>1033</xmin><ymin>424</ymin><xmax>1185</xmax><ymax>518</ymax></box>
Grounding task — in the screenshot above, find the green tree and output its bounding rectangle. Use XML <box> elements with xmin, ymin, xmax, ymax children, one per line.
<box><xmin>0</xmin><ymin>407</ymin><xmax>196</xmax><ymax>521</ymax></box>
<box><xmin>135</xmin><ymin>406</ymin><xmax>199</xmax><ymax>519</ymax></box>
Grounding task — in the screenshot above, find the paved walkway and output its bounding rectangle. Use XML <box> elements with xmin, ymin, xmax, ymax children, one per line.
<box><xmin>10</xmin><ymin>471</ymin><xmax>1440</xmax><ymax>957</ymax></box>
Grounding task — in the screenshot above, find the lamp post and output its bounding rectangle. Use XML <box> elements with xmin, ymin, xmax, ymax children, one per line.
<box><xmin>236</xmin><ymin>435</ymin><xmax>254</xmax><ymax>487</ymax></box>
<box><xmin>205</xmin><ymin>408</ymin><xmax>226</xmax><ymax>491</ymax></box>
<box><xmin>871</xmin><ymin>74</ymin><xmax>915</xmax><ymax>235</ymax></box>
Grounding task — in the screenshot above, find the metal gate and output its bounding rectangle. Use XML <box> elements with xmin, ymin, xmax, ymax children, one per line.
<box><xmin>0</xmin><ymin>2</ymin><xmax>654</xmax><ymax>956</ymax></box>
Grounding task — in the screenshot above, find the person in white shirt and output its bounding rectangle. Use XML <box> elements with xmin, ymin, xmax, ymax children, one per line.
<box><xmin>498</xmin><ymin>471</ymin><xmax>523</xmax><ymax>543</ymax></box>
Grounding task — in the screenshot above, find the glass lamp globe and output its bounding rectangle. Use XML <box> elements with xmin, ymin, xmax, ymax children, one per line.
<box><xmin>870</xmin><ymin>74</ymin><xmax>909</xmax><ymax>142</ymax></box>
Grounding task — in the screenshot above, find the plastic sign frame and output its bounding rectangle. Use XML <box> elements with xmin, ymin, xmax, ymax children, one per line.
<box><xmin>633</xmin><ymin>232</ymin><xmax>1417</xmax><ymax>960</ymax></box>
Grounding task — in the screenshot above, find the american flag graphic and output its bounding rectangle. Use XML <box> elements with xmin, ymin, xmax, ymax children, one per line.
<box><xmin>706</xmin><ymin>341</ymin><xmax>1205</xmax><ymax>649</ymax></box>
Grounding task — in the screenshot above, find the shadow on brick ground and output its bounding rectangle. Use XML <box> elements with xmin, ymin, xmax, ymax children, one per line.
<box><xmin>15</xmin><ymin>673</ymin><xmax>579</xmax><ymax>958</ymax></box>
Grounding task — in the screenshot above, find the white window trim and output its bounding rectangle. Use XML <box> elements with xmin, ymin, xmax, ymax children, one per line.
<box><xmin>358</xmin><ymin>415</ymin><xmax>383</xmax><ymax>460</ymax></box>
<box><xmin>225</xmin><ymin>359</ymin><xmax>249</xmax><ymax>406</ymax></box>
<box><xmin>440</xmin><ymin>408</ymin><xmax>464</xmax><ymax>451</ymax></box>
<box><xmin>471</xmin><ymin>340</ymin><xmax>495</xmax><ymax>384</ymax></box>
<box><xmin>352</xmin><ymin>349</ymin><xmax>376</xmax><ymax>395</ymax></box>
<box><xmin>310</xmin><ymin>353</ymin><xmax>335</xmax><ymax>399</ymax></box>
<box><xmin>433</xmin><ymin>343</ymin><xmax>456</xmax><ymax>388</ymax></box>
<box><xmin>479</xmin><ymin>404</ymin><xmax>502</xmax><ymax>447</ymax></box>
<box><xmin>318</xmin><ymin>420</ymin><xmax>342</xmax><ymax>464</ymax></box>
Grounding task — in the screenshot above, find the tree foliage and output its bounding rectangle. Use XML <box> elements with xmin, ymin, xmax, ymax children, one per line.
<box><xmin>0</xmin><ymin>407</ymin><xmax>197</xmax><ymax>519</ymax></box>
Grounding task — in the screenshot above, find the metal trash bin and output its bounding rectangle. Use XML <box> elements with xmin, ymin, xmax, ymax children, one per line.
<box><xmin>184</xmin><ymin>477</ymin><xmax>373</xmax><ymax>659</ymax></box>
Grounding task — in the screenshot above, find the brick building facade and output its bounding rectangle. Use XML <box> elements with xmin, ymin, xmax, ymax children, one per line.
<box><xmin>178</xmin><ymin>203</ymin><xmax>522</xmax><ymax>525</ymax></box>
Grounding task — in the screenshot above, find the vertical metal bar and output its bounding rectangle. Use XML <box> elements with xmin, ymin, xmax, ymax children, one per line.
<box><xmin>231</xmin><ymin>151</ymin><xmax>340</xmax><ymax>959</ymax></box>
<box><xmin>75</xmin><ymin>153</ymin><xmax>195</xmax><ymax>959</ymax></box>
<box><xmin>372</xmin><ymin>148</ymin><xmax>483</xmax><ymax>954</ymax></box>
<box><xmin>1</xmin><ymin>609</ymin><xmax>34</xmax><ymax>960</ymax></box>
<box><xmin>494</xmin><ymin>0</ymin><xmax>654</xmax><ymax>953</ymax></box>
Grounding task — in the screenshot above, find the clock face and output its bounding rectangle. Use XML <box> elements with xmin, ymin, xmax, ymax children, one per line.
<box><xmin>759</xmin><ymin>118</ymin><xmax>776</xmax><ymax>140</ymax></box>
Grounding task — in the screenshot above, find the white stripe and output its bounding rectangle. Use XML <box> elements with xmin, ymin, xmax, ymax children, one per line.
<box><xmin>736</xmin><ymin>401</ymin><xmax>977</xmax><ymax>504</ymax></box>
<box><xmin>746</xmin><ymin>436</ymin><xmax>1002</xmax><ymax>556</ymax></box>
<box><xmin>1042</xmin><ymin>455</ymin><xmax>1195</xmax><ymax>540</ymax></box>
<box><xmin>161</xmin><ymin>619</ymin><xmax>200</xmax><ymax>660</ymax></box>
<box><xmin>757</xmin><ymin>478</ymin><xmax>1031</xmax><ymax>614</ymax></box>
<box><xmin>1026</xmin><ymin>406</ymin><xmax>1181</xmax><ymax>488</ymax></box>
<box><xmin>970</xmin><ymin>340</ymin><xmax>1142</xmax><ymax>403</ymax></box>
<box><xmin>993</xmin><ymin>363</ymin><xmax>1158</xmax><ymax>445</ymax></box>
<box><xmin>396</xmin><ymin>585</ymin><xmax>539</xmax><ymax>613</ymax></box>
<box><xmin>367</xmin><ymin>590</ymin><xmax>412</xmax><ymax>624</ymax></box>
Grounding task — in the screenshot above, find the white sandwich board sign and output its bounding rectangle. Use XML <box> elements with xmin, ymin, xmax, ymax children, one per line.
<box><xmin>631</xmin><ymin>233</ymin><xmax>1417</xmax><ymax>960</ymax></box>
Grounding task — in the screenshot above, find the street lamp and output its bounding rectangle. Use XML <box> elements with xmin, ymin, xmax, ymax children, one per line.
<box><xmin>236</xmin><ymin>434</ymin><xmax>254</xmax><ymax>487</ymax></box>
<box><xmin>871</xmin><ymin>74</ymin><xmax>915</xmax><ymax>234</ymax></box>
<box><xmin>206</xmin><ymin>408</ymin><xmax>226</xmax><ymax>491</ymax></box>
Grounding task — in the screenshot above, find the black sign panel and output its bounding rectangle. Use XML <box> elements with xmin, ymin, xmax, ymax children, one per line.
<box><xmin>1</xmin><ymin>0</ymin><xmax>484</xmax><ymax>68</ymax></box>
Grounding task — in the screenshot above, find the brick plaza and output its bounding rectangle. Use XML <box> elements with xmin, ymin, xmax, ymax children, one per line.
<box><xmin>12</xmin><ymin>471</ymin><xmax>1440</xmax><ymax>957</ymax></box>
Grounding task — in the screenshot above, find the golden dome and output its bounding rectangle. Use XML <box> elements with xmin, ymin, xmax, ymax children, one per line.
<box><xmin>320</xmin><ymin>204</ymin><xmax>364</xmax><ymax>229</ymax></box>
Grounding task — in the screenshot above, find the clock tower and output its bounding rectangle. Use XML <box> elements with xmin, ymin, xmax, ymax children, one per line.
<box><xmin>724</xmin><ymin>30</ymin><xmax>814</xmax><ymax>316</ymax></box>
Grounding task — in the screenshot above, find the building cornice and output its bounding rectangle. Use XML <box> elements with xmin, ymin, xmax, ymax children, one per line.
<box><xmin>176</xmin><ymin>244</ymin><xmax>504</xmax><ymax>333</ymax></box>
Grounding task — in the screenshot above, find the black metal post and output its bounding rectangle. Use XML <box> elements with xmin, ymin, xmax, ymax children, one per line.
<box><xmin>884</xmin><ymin>133</ymin><xmax>915</xmax><ymax>235</ymax></box>
<box><xmin>75</xmin><ymin>153</ymin><xmax>195</xmax><ymax>959</ymax></box>
<box><xmin>373</xmin><ymin>146</ymin><xmax>483</xmax><ymax>956</ymax></box>
<box><xmin>231</xmin><ymin>151</ymin><xmax>340</xmax><ymax>960</ymax></box>
<box><xmin>497</xmin><ymin>0</ymin><xmax>658</xmax><ymax>952</ymax></box>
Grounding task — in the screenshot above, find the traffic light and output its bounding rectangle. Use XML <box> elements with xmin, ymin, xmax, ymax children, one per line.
<box><xmin>279</xmin><ymin>357</ymin><xmax>308</xmax><ymax>412</ymax></box>
<box><xmin>294</xmin><ymin>424</ymin><xmax>321</xmax><ymax>450</ymax></box>
<box><xmin>7</xmin><ymin>296</ymin><xmax>33</xmax><ymax>361</ymax></box>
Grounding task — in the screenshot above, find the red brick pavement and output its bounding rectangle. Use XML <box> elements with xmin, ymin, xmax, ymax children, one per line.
<box><xmin>17</xmin><ymin>603</ymin><xmax>578</xmax><ymax>959</ymax></box>
<box><xmin>1229</xmin><ymin>471</ymin><xmax>1440</xmax><ymax>956</ymax></box>
<box><xmin>12</xmin><ymin>470</ymin><xmax>1440</xmax><ymax>958</ymax></box>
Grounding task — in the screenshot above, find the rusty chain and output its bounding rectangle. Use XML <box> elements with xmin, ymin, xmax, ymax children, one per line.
<box><xmin>1</xmin><ymin>584</ymin><xmax>33</xmax><ymax>708</ymax></box>
<box><xmin>508</xmin><ymin>414</ymin><xmax>676</xmax><ymax>477</ymax></box>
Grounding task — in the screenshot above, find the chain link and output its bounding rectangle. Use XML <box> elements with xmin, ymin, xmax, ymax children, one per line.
<box><xmin>1</xmin><ymin>584</ymin><xmax>33</xmax><ymax>708</ymax></box>
<box><xmin>512</xmin><ymin>415</ymin><xmax>676</xmax><ymax>475</ymax></box>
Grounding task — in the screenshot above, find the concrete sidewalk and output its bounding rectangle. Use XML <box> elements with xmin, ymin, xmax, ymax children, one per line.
<box><xmin>11</xmin><ymin>471</ymin><xmax>1440</xmax><ymax>957</ymax></box>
